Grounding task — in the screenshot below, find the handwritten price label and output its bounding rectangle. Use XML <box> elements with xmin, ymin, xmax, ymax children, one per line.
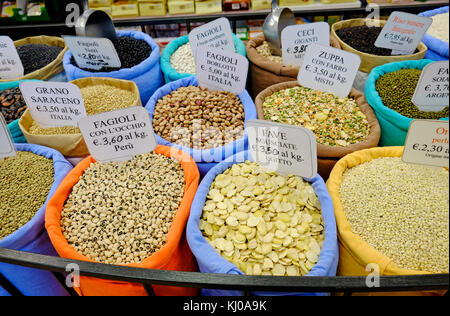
<box><xmin>0</xmin><ymin>114</ymin><xmax>16</xmax><ymax>159</ymax></box>
<box><xmin>0</xmin><ymin>36</ymin><xmax>24</xmax><ymax>80</ymax></box>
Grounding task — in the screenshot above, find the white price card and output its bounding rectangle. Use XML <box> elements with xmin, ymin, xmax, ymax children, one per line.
<box><xmin>78</xmin><ymin>106</ymin><xmax>157</xmax><ymax>163</ymax></box>
<box><xmin>281</xmin><ymin>22</ymin><xmax>330</xmax><ymax>67</ymax></box>
<box><xmin>20</xmin><ymin>81</ymin><xmax>87</xmax><ymax>128</ymax></box>
<box><xmin>0</xmin><ymin>114</ymin><xmax>16</xmax><ymax>159</ymax></box>
<box><xmin>196</xmin><ymin>46</ymin><xmax>249</xmax><ymax>95</ymax></box>
<box><xmin>374</xmin><ymin>11</ymin><xmax>432</xmax><ymax>54</ymax></box>
<box><xmin>298</xmin><ymin>43</ymin><xmax>361</xmax><ymax>98</ymax></box>
<box><xmin>412</xmin><ymin>61</ymin><xmax>449</xmax><ymax>112</ymax></box>
<box><xmin>247</xmin><ymin>119</ymin><xmax>317</xmax><ymax>179</ymax></box>
<box><xmin>189</xmin><ymin>17</ymin><xmax>235</xmax><ymax>59</ymax></box>
<box><xmin>0</xmin><ymin>36</ymin><xmax>24</xmax><ymax>80</ymax></box>
<box><xmin>402</xmin><ymin>120</ymin><xmax>449</xmax><ymax>168</ymax></box>
<box><xmin>63</xmin><ymin>35</ymin><xmax>121</xmax><ymax>70</ymax></box>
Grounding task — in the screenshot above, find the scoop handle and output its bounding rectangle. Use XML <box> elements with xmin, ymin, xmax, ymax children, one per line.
<box><xmin>272</xmin><ymin>0</ymin><xmax>279</xmax><ymax>12</ymax></box>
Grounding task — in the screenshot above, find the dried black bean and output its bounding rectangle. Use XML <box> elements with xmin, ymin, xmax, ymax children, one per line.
<box><xmin>0</xmin><ymin>87</ymin><xmax>27</xmax><ymax>124</ymax></box>
<box><xmin>17</xmin><ymin>44</ymin><xmax>64</xmax><ymax>75</ymax></box>
<box><xmin>70</xmin><ymin>36</ymin><xmax>152</xmax><ymax>72</ymax></box>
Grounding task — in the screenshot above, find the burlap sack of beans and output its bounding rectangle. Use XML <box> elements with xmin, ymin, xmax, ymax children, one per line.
<box><xmin>246</xmin><ymin>35</ymin><xmax>341</xmax><ymax>99</ymax></box>
<box><xmin>0</xmin><ymin>36</ymin><xmax>68</xmax><ymax>83</ymax></box>
<box><xmin>255</xmin><ymin>81</ymin><xmax>381</xmax><ymax>180</ymax></box>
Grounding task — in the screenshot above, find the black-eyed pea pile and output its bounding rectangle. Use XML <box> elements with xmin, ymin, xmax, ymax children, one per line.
<box><xmin>60</xmin><ymin>153</ymin><xmax>185</xmax><ymax>265</ymax></box>
<box><xmin>200</xmin><ymin>161</ymin><xmax>325</xmax><ymax>276</ymax></box>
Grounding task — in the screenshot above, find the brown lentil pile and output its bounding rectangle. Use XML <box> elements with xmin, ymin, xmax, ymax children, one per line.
<box><xmin>0</xmin><ymin>151</ymin><xmax>54</xmax><ymax>239</ymax></box>
<box><xmin>340</xmin><ymin>157</ymin><xmax>449</xmax><ymax>273</ymax></box>
<box><xmin>200</xmin><ymin>162</ymin><xmax>325</xmax><ymax>276</ymax></box>
<box><xmin>61</xmin><ymin>153</ymin><xmax>185</xmax><ymax>265</ymax></box>
<box><xmin>153</xmin><ymin>86</ymin><xmax>245</xmax><ymax>150</ymax></box>
<box><xmin>0</xmin><ymin>87</ymin><xmax>27</xmax><ymax>124</ymax></box>
<box><xmin>256</xmin><ymin>41</ymin><xmax>283</xmax><ymax>64</ymax></box>
<box><xmin>262</xmin><ymin>86</ymin><xmax>370</xmax><ymax>147</ymax></box>
<box><xmin>376</xmin><ymin>69</ymin><xmax>449</xmax><ymax>119</ymax></box>
<box><xmin>28</xmin><ymin>84</ymin><xmax>136</xmax><ymax>135</ymax></box>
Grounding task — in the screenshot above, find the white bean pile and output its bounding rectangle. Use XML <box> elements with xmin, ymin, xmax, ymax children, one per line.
<box><xmin>427</xmin><ymin>12</ymin><xmax>449</xmax><ymax>43</ymax></box>
<box><xmin>170</xmin><ymin>43</ymin><xmax>197</xmax><ymax>74</ymax></box>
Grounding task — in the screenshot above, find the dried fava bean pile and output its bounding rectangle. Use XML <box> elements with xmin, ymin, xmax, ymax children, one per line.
<box><xmin>28</xmin><ymin>84</ymin><xmax>136</xmax><ymax>135</ymax></box>
<box><xmin>262</xmin><ymin>86</ymin><xmax>370</xmax><ymax>147</ymax></box>
<box><xmin>427</xmin><ymin>12</ymin><xmax>449</xmax><ymax>43</ymax></box>
<box><xmin>256</xmin><ymin>41</ymin><xmax>283</xmax><ymax>64</ymax></box>
<box><xmin>340</xmin><ymin>157</ymin><xmax>449</xmax><ymax>273</ymax></box>
<box><xmin>336</xmin><ymin>26</ymin><xmax>396</xmax><ymax>56</ymax></box>
<box><xmin>170</xmin><ymin>43</ymin><xmax>196</xmax><ymax>74</ymax></box>
<box><xmin>17</xmin><ymin>44</ymin><xmax>64</xmax><ymax>75</ymax></box>
<box><xmin>0</xmin><ymin>152</ymin><xmax>54</xmax><ymax>239</ymax></box>
<box><xmin>0</xmin><ymin>88</ymin><xmax>27</xmax><ymax>124</ymax></box>
<box><xmin>376</xmin><ymin>69</ymin><xmax>449</xmax><ymax>119</ymax></box>
<box><xmin>153</xmin><ymin>86</ymin><xmax>245</xmax><ymax>150</ymax></box>
<box><xmin>61</xmin><ymin>153</ymin><xmax>185</xmax><ymax>265</ymax></box>
<box><xmin>70</xmin><ymin>37</ymin><xmax>152</xmax><ymax>72</ymax></box>
<box><xmin>200</xmin><ymin>162</ymin><xmax>325</xmax><ymax>276</ymax></box>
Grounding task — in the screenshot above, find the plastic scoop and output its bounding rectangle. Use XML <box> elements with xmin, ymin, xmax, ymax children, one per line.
<box><xmin>75</xmin><ymin>9</ymin><xmax>117</xmax><ymax>41</ymax></box>
<box><xmin>263</xmin><ymin>0</ymin><xmax>296</xmax><ymax>56</ymax></box>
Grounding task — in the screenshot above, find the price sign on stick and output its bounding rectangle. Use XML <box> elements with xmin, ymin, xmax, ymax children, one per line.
<box><xmin>281</xmin><ymin>22</ymin><xmax>330</xmax><ymax>67</ymax></box>
<box><xmin>79</xmin><ymin>106</ymin><xmax>157</xmax><ymax>163</ymax></box>
<box><xmin>63</xmin><ymin>36</ymin><xmax>121</xmax><ymax>71</ymax></box>
<box><xmin>247</xmin><ymin>119</ymin><xmax>317</xmax><ymax>178</ymax></box>
<box><xmin>374</xmin><ymin>11</ymin><xmax>432</xmax><ymax>55</ymax></box>
<box><xmin>412</xmin><ymin>61</ymin><xmax>449</xmax><ymax>112</ymax></box>
<box><xmin>402</xmin><ymin>120</ymin><xmax>449</xmax><ymax>168</ymax></box>
<box><xmin>196</xmin><ymin>46</ymin><xmax>249</xmax><ymax>95</ymax></box>
<box><xmin>20</xmin><ymin>81</ymin><xmax>87</xmax><ymax>128</ymax></box>
<box><xmin>189</xmin><ymin>17</ymin><xmax>235</xmax><ymax>59</ymax></box>
<box><xmin>0</xmin><ymin>114</ymin><xmax>16</xmax><ymax>159</ymax></box>
<box><xmin>298</xmin><ymin>43</ymin><xmax>361</xmax><ymax>98</ymax></box>
<box><xmin>0</xmin><ymin>36</ymin><xmax>24</xmax><ymax>80</ymax></box>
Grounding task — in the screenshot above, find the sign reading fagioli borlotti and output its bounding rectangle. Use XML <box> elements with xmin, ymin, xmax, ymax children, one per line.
<box><xmin>0</xmin><ymin>114</ymin><xmax>16</xmax><ymax>159</ymax></box>
<box><xmin>196</xmin><ymin>46</ymin><xmax>249</xmax><ymax>95</ymax></box>
<box><xmin>0</xmin><ymin>36</ymin><xmax>24</xmax><ymax>80</ymax></box>
<box><xmin>246</xmin><ymin>119</ymin><xmax>318</xmax><ymax>179</ymax></box>
<box><xmin>78</xmin><ymin>106</ymin><xmax>157</xmax><ymax>163</ymax></box>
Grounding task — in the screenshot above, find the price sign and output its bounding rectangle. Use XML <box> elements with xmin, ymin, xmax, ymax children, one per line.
<box><xmin>189</xmin><ymin>17</ymin><xmax>235</xmax><ymax>59</ymax></box>
<box><xmin>0</xmin><ymin>36</ymin><xmax>24</xmax><ymax>80</ymax></box>
<box><xmin>412</xmin><ymin>61</ymin><xmax>449</xmax><ymax>112</ymax></box>
<box><xmin>196</xmin><ymin>46</ymin><xmax>249</xmax><ymax>95</ymax></box>
<box><xmin>374</xmin><ymin>12</ymin><xmax>432</xmax><ymax>55</ymax></box>
<box><xmin>247</xmin><ymin>119</ymin><xmax>317</xmax><ymax>178</ymax></box>
<box><xmin>0</xmin><ymin>114</ymin><xmax>16</xmax><ymax>159</ymax></box>
<box><xmin>63</xmin><ymin>36</ymin><xmax>121</xmax><ymax>71</ymax></box>
<box><xmin>281</xmin><ymin>22</ymin><xmax>330</xmax><ymax>67</ymax></box>
<box><xmin>78</xmin><ymin>106</ymin><xmax>157</xmax><ymax>163</ymax></box>
<box><xmin>20</xmin><ymin>81</ymin><xmax>87</xmax><ymax>128</ymax></box>
<box><xmin>298</xmin><ymin>43</ymin><xmax>361</xmax><ymax>98</ymax></box>
<box><xmin>402</xmin><ymin>120</ymin><xmax>449</xmax><ymax>168</ymax></box>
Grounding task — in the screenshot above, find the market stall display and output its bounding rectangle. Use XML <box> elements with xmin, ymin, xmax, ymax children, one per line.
<box><xmin>419</xmin><ymin>6</ymin><xmax>449</xmax><ymax>61</ymax></box>
<box><xmin>18</xmin><ymin>77</ymin><xmax>141</xmax><ymax>157</ymax></box>
<box><xmin>326</xmin><ymin>146</ymin><xmax>448</xmax><ymax>296</ymax></box>
<box><xmin>365</xmin><ymin>59</ymin><xmax>449</xmax><ymax>147</ymax></box>
<box><xmin>45</xmin><ymin>145</ymin><xmax>200</xmax><ymax>296</ymax></box>
<box><xmin>187</xmin><ymin>151</ymin><xmax>338</xmax><ymax>296</ymax></box>
<box><xmin>0</xmin><ymin>143</ymin><xmax>73</xmax><ymax>296</ymax></box>
<box><xmin>255</xmin><ymin>81</ymin><xmax>381</xmax><ymax>179</ymax></box>
<box><xmin>63</xmin><ymin>30</ymin><xmax>163</xmax><ymax>104</ymax></box>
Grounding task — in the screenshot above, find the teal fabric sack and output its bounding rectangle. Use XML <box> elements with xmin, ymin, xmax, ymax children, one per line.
<box><xmin>365</xmin><ymin>60</ymin><xmax>449</xmax><ymax>146</ymax></box>
<box><xmin>160</xmin><ymin>34</ymin><xmax>247</xmax><ymax>84</ymax></box>
<box><xmin>0</xmin><ymin>80</ymin><xmax>41</xmax><ymax>144</ymax></box>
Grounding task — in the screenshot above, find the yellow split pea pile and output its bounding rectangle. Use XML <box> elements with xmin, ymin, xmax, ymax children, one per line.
<box><xmin>200</xmin><ymin>162</ymin><xmax>325</xmax><ymax>277</ymax></box>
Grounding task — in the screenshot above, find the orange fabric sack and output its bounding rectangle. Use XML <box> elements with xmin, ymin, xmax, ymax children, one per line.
<box><xmin>45</xmin><ymin>145</ymin><xmax>200</xmax><ymax>296</ymax></box>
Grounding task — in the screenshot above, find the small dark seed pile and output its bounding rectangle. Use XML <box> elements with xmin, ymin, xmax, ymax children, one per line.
<box><xmin>336</xmin><ymin>25</ymin><xmax>417</xmax><ymax>56</ymax></box>
<box><xmin>376</xmin><ymin>68</ymin><xmax>449</xmax><ymax>119</ymax></box>
<box><xmin>70</xmin><ymin>37</ymin><xmax>152</xmax><ymax>72</ymax></box>
<box><xmin>0</xmin><ymin>88</ymin><xmax>27</xmax><ymax>124</ymax></box>
<box><xmin>17</xmin><ymin>44</ymin><xmax>64</xmax><ymax>75</ymax></box>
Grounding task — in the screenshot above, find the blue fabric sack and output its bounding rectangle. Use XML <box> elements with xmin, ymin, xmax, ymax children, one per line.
<box><xmin>365</xmin><ymin>59</ymin><xmax>449</xmax><ymax>146</ymax></box>
<box><xmin>160</xmin><ymin>34</ymin><xmax>247</xmax><ymax>84</ymax></box>
<box><xmin>0</xmin><ymin>143</ymin><xmax>73</xmax><ymax>296</ymax></box>
<box><xmin>0</xmin><ymin>80</ymin><xmax>41</xmax><ymax>144</ymax></box>
<box><xmin>187</xmin><ymin>151</ymin><xmax>339</xmax><ymax>296</ymax></box>
<box><xmin>419</xmin><ymin>6</ymin><xmax>449</xmax><ymax>61</ymax></box>
<box><xmin>63</xmin><ymin>30</ymin><xmax>164</xmax><ymax>104</ymax></box>
<box><xmin>145</xmin><ymin>76</ymin><xmax>257</xmax><ymax>177</ymax></box>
